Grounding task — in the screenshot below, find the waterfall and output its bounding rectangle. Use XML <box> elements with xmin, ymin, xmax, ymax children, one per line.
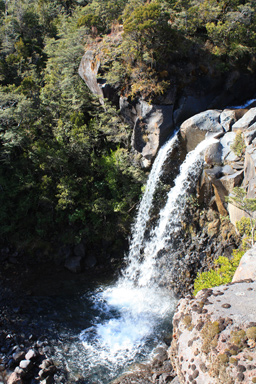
<box><xmin>133</xmin><ymin>136</ymin><xmax>218</xmax><ymax>287</ymax></box>
<box><xmin>123</xmin><ymin>131</ymin><xmax>178</xmax><ymax>281</ymax></box>
<box><xmin>64</xmin><ymin>135</ymin><xmax>218</xmax><ymax>383</ymax></box>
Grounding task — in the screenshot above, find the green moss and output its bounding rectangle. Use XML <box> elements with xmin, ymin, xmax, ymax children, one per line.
<box><xmin>246</xmin><ymin>327</ymin><xmax>256</xmax><ymax>341</ymax></box>
<box><xmin>231</xmin><ymin>329</ymin><xmax>247</xmax><ymax>348</ymax></box>
<box><xmin>229</xmin><ymin>357</ymin><xmax>238</xmax><ymax>364</ymax></box>
<box><xmin>201</xmin><ymin>321</ymin><xmax>220</xmax><ymax>354</ymax></box>
<box><xmin>228</xmin><ymin>347</ymin><xmax>239</xmax><ymax>356</ymax></box>
<box><xmin>218</xmin><ymin>353</ymin><xmax>229</xmax><ymax>364</ymax></box>
<box><xmin>182</xmin><ymin>314</ymin><xmax>192</xmax><ymax>329</ymax></box>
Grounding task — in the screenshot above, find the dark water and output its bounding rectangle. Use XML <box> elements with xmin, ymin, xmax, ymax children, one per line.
<box><xmin>4</xmin><ymin>265</ymin><xmax>174</xmax><ymax>384</ymax></box>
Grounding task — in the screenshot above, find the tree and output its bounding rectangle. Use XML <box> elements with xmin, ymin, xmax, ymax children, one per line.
<box><xmin>226</xmin><ymin>187</ymin><xmax>256</xmax><ymax>246</ymax></box>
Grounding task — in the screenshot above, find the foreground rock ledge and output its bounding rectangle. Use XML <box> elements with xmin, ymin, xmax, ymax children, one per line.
<box><xmin>169</xmin><ymin>281</ymin><xmax>256</xmax><ymax>384</ymax></box>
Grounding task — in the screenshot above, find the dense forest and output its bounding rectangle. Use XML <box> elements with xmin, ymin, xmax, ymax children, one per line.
<box><xmin>0</xmin><ymin>0</ymin><xmax>255</xmax><ymax>260</ymax></box>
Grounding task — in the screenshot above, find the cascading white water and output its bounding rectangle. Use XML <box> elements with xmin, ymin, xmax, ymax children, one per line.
<box><xmin>67</xmin><ymin>135</ymin><xmax>218</xmax><ymax>383</ymax></box>
<box><xmin>123</xmin><ymin>131</ymin><xmax>178</xmax><ymax>281</ymax></box>
<box><xmin>132</xmin><ymin>136</ymin><xmax>218</xmax><ymax>287</ymax></box>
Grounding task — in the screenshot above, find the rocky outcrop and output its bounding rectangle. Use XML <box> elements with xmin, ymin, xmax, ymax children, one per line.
<box><xmin>78</xmin><ymin>50</ymin><xmax>104</xmax><ymax>103</ymax></box>
<box><xmin>169</xmin><ymin>281</ymin><xmax>256</xmax><ymax>384</ymax></box>
<box><xmin>132</xmin><ymin>104</ymin><xmax>174</xmax><ymax>167</ymax></box>
<box><xmin>232</xmin><ymin>245</ymin><xmax>256</xmax><ymax>282</ymax></box>
<box><xmin>181</xmin><ymin>105</ymin><xmax>256</xmax><ymax>228</ymax></box>
<box><xmin>112</xmin><ymin>345</ymin><xmax>176</xmax><ymax>384</ymax></box>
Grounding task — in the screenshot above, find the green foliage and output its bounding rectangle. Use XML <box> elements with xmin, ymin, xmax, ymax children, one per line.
<box><xmin>193</xmin><ymin>248</ymin><xmax>245</xmax><ymax>295</ymax></box>
<box><xmin>230</xmin><ymin>131</ymin><xmax>245</xmax><ymax>157</ymax></box>
<box><xmin>236</xmin><ymin>216</ymin><xmax>256</xmax><ymax>239</ymax></box>
<box><xmin>0</xmin><ymin>0</ymin><xmax>146</xmax><ymax>252</ymax></box>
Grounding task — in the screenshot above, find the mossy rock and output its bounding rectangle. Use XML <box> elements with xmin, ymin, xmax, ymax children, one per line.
<box><xmin>246</xmin><ymin>327</ymin><xmax>256</xmax><ymax>341</ymax></box>
<box><xmin>201</xmin><ymin>321</ymin><xmax>220</xmax><ymax>354</ymax></box>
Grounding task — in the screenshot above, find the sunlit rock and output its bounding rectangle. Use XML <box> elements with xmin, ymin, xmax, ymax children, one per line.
<box><xmin>232</xmin><ymin>107</ymin><xmax>256</xmax><ymax>131</ymax></box>
<box><xmin>204</xmin><ymin>141</ymin><xmax>222</xmax><ymax>166</ymax></box>
<box><xmin>180</xmin><ymin>110</ymin><xmax>223</xmax><ymax>152</ymax></box>
<box><xmin>169</xmin><ymin>281</ymin><xmax>256</xmax><ymax>384</ymax></box>
<box><xmin>243</xmin><ymin>143</ymin><xmax>256</xmax><ymax>198</ymax></box>
<box><xmin>233</xmin><ymin>245</ymin><xmax>256</xmax><ymax>282</ymax></box>
<box><xmin>220</xmin><ymin>109</ymin><xmax>237</xmax><ymax>131</ymax></box>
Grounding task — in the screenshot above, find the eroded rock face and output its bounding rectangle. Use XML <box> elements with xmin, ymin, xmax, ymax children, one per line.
<box><xmin>78</xmin><ymin>50</ymin><xmax>104</xmax><ymax>102</ymax></box>
<box><xmin>169</xmin><ymin>281</ymin><xmax>256</xmax><ymax>384</ymax></box>
<box><xmin>132</xmin><ymin>104</ymin><xmax>174</xmax><ymax>167</ymax></box>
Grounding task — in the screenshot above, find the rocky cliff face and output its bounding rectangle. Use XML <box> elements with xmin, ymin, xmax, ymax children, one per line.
<box><xmin>179</xmin><ymin>103</ymin><xmax>256</xmax><ymax>221</ymax></box>
<box><xmin>168</xmin><ymin>106</ymin><xmax>256</xmax><ymax>384</ymax></box>
<box><xmin>78</xmin><ymin>44</ymin><xmax>256</xmax><ymax>167</ymax></box>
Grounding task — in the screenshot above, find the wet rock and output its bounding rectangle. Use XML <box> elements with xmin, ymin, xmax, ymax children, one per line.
<box><xmin>85</xmin><ymin>255</ymin><xmax>97</xmax><ymax>268</ymax></box>
<box><xmin>25</xmin><ymin>349</ymin><xmax>37</xmax><ymax>361</ymax></box>
<box><xmin>14</xmin><ymin>367</ymin><xmax>24</xmax><ymax>377</ymax></box>
<box><xmin>74</xmin><ymin>243</ymin><xmax>85</xmax><ymax>258</ymax></box>
<box><xmin>41</xmin><ymin>377</ymin><xmax>54</xmax><ymax>384</ymax></box>
<box><xmin>7</xmin><ymin>372</ymin><xmax>23</xmax><ymax>384</ymax></box>
<box><xmin>12</xmin><ymin>351</ymin><xmax>25</xmax><ymax>363</ymax></box>
<box><xmin>19</xmin><ymin>360</ymin><xmax>33</xmax><ymax>372</ymax></box>
<box><xmin>64</xmin><ymin>256</ymin><xmax>82</xmax><ymax>273</ymax></box>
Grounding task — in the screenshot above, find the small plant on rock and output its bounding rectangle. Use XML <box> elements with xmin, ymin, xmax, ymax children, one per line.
<box><xmin>230</xmin><ymin>131</ymin><xmax>245</xmax><ymax>158</ymax></box>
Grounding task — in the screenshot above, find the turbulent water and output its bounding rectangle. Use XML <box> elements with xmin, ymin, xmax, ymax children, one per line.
<box><xmin>54</xmin><ymin>135</ymin><xmax>218</xmax><ymax>383</ymax></box>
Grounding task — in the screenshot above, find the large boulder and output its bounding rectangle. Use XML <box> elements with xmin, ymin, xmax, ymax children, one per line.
<box><xmin>204</xmin><ymin>141</ymin><xmax>222</xmax><ymax>166</ymax></box>
<box><xmin>232</xmin><ymin>107</ymin><xmax>256</xmax><ymax>131</ymax></box>
<box><xmin>243</xmin><ymin>123</ymin><xmax>256</xmax><ymax>145</ymax></box>
<box><xmin>220</xmin><ymin>109</ymin><xmax>237</xmax><ymax>131</ymax></box>
<box><xmin>219</xmin><ymin>132</ymin><xmax>237</xmax><ymax>163</ymax></box>
<box><xmin>232</xmin><ymin>245</ymin><xmax>256</xmax><ymax>282</ymax></box>
<box><xmin>169</xmin><ymin>281</ymin><xmax>256</xmax><ymax>384</ymax></box>
<box><xmin>180</xmin><ymin>110</ymin><xmax>223</xmax><ymax>152</ymax></box>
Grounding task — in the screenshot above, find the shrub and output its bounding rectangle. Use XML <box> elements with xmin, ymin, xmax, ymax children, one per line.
<box><xmin>193</xmin><ymin>248</ymin><xmax>245</xmax><ymax>296</ymax></box>
<box><xmin>230</xmin><ymin>131</ymin><xmax>245</xmax><ymax>157</ymax></box>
